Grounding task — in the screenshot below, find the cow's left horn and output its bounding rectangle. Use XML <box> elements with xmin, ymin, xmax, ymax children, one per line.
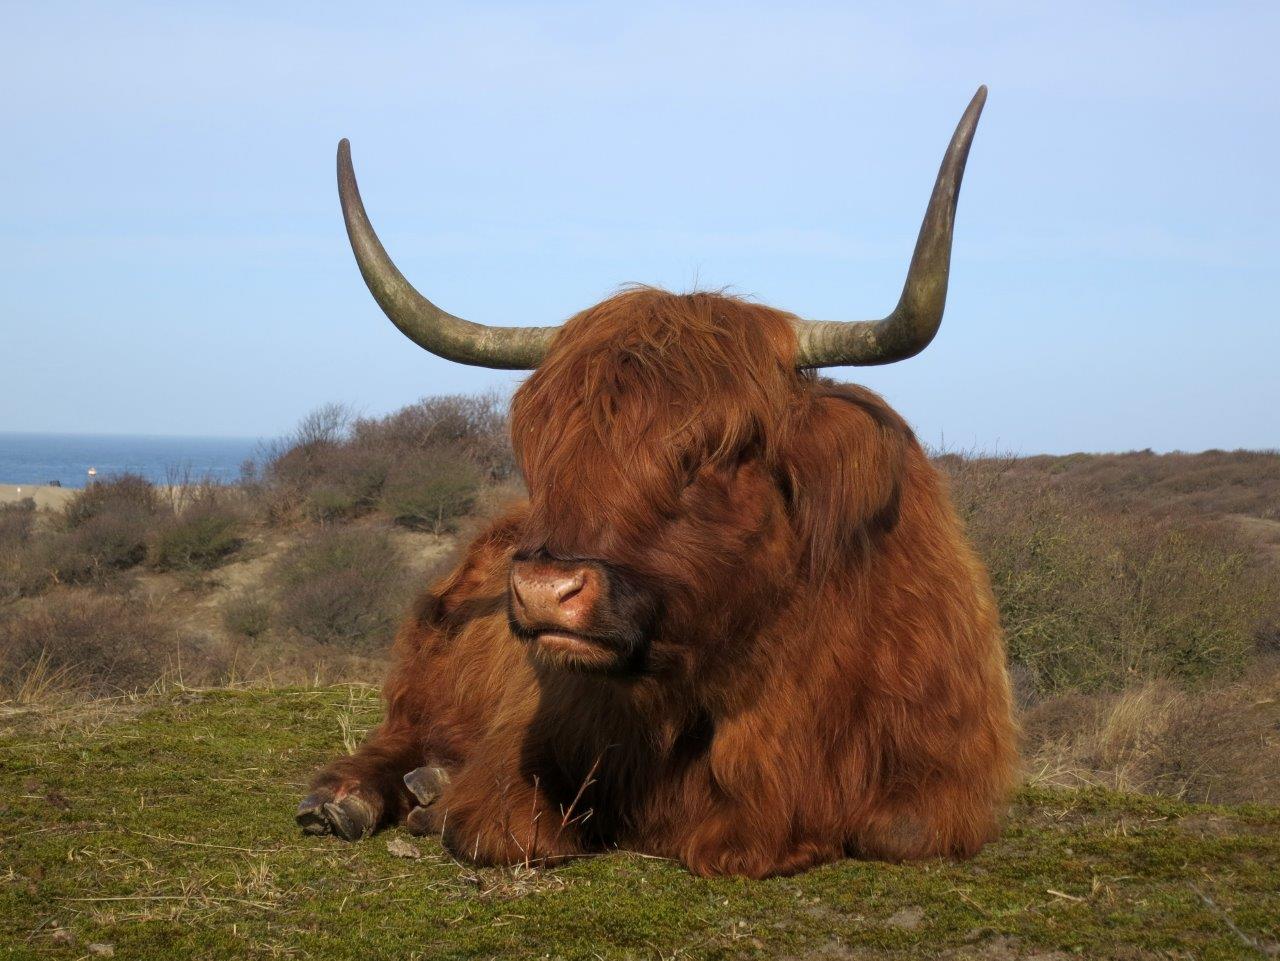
<box><xmin>793</xmin><ymin>86</ymin><xmax>987</xmax><ymax>368</ymax></box>
<box><xmin>337</xmin><ymin>140</ymin><xmax>559</xmax><ymax>370</ymax></box>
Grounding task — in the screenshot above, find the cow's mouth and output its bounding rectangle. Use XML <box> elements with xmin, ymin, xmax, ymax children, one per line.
<box><xmin>532</xmin><ymin>629</ymin><xmax>599</xmax><ymax>655</ymax></box>
<box><xmin>527</xmin><ymin>628</ymin><xmax>622</xmax><ymax>671</ymax></box>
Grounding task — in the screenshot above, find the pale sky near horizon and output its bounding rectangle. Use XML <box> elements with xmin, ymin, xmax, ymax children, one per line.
<box><xmin>1</xmin><ymin>2</ymin><xmax>1276</xmax><ymax>454</ymax></box>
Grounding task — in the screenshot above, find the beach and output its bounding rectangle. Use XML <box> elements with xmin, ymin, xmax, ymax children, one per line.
<box><xmin>0</xmin><ymin>483</ymin><xmax>77</xmax><ymax>510</ymax></box>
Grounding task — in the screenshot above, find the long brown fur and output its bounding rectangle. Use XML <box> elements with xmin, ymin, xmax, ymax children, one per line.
<box><xmin>307</xmin><ymin>287</ymin><xmax>1018</xmax><ymax>878</ymax></box>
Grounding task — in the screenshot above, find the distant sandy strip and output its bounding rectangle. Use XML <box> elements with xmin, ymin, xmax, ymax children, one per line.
<box><xmin>0</xmin><ymin>484</ymin><xmax>77</xmax><ymax>510</ymax></box>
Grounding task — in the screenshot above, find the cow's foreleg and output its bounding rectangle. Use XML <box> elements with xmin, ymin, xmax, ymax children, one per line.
<box><xmin>296</xmin><ymin>721</ymin><xmax>428</xmax><ymax>841</ymax></box>
<box><xmin>404</xmin><ymin>735</ymin><xmax>591</xmax><ymax>867</ymax></box>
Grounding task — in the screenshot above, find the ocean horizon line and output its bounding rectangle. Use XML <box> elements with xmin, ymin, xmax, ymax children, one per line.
<box><xmin>0</xmin><ymin>432</ymin><xmax>269</xmax><ymax>490</ymax></box>
<box><xmin>0</xmin><ymin>428</ymin><xmax>274</xmax><ymax>443</ymax></box>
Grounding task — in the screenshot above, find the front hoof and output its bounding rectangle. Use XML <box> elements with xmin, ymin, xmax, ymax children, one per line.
<box><xmin>296</xmin><ymin>791</ymin><xmax>376</xmax><ymax>841</ymax></box>
<box><xmin>403</xmin><ymin>767</ymin><xmax>450</xmax><ymax>837</ymax></box>
<box><xmin>405</xmin><ymin>803</ymin><xmax>444</xmax><ymax>837</ymax></box>
<box><xmin>403</xmin><ymin>766</ymin><xmax>450</xmax><ymax>806</ymax></box>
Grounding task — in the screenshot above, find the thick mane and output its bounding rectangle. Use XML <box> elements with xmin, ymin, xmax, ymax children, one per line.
<box><xmin>513</xmin><ymin>288</ymin><xmax>802</xmax><ymax>470</ymax></box>
<box><xmin>510</xmin><ymin>288</ymin><xmax>806</xmax><ymax>554</ymax></box>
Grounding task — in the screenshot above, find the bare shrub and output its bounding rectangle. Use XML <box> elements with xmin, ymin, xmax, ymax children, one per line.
<box><xmin>43</xmin><ymin>512</ymin><xmax>154</xmax><ymax>585</ymax></box>
<box><xmin>0</xmin><ymin>498</ymin><xmax>36</xmax><ymax>549</ymax></box>
<box><xmin>61</xmin><ymin>473</ymin><xmax>161</xmax><ymax>528</ymax></box>
<box><xmin>221</xmin><ymin>589</ymin><xmax>272</xmax><ymax>640</ymax></box>
<box><xmin>148</xmin><ymin>487</ymin><xmax>244</xmax><ymax>572</ymax></box>
<box><xmin>13</xmin><ymin>474</ymin><xmax>170</xmax><ymax>589</ymax></box>
<box><xmin>255</xmin><ymin>404</ymin><xmax>359</xmax><ymax>523</ymax></box>
<box><xmin>258</xmin><ymin>394</ymin><xmax>513</xmax><ymax>528</ymax></box>
<box><xmin>943</xmin><ymin>456</ymin><xmax>1276</xmax><ymax>694</ymax></box>
<box><xmin>0</xmin><ymin>499</ymin><xmax>39</xmax><ymax>600</ymax></box>
<box><xmin>1151</xmin><ymin>680</ymin><xmax>1280</xmax><ymax>804</ymax></box>
<box><xmin>301</xmin><ymin>445</ymin><xmax>391</xmax><ymax>523</ymax></box>
<box><xmin>379</xmin><ymin>447</ymin><xmax>482</xmax><ymax>533</ymax></box>
<box><xmin>294</xmin><ymin>402</ymin><xmax>354</xmax><ymax>450</ymax></box>
<box><xmin>268</xmin><ymin>526</ymin><xmax>411</xmax><ymax>650</ymax></box>
<box><xmin>351</xmin><ymin>392</ymin><xmax>514</xmax><ymax>480</ymax></box>
<box><xmin>0</xmin><ymin>590</ymin><xmax>177</xmax><ymax>696</ymax></box>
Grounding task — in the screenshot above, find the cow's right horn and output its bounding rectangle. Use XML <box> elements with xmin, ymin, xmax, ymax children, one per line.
<box><xmin>337</xmin><ymin>140</ymin><xmax>559</xmax><ymax>370</ymax></box>
<box><xmin>792</xmin><ymin>86</ymin><xmax>987</xmax><ymax>369</ymax></box>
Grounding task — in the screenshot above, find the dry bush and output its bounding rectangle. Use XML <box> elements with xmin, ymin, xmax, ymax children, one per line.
<box><xmin>299</xmin><ymin>445</ymin><xmax>391</xmax><ymax>523</ymax></box>
<box><xmin>943</xmin><ymin>456</ymin><xmax>1278</xmax><ymax>697</ymax></box>
<box><xmin>0</xmin><ymin>499</ymin><xmax>39</xmax><ymax>600</ymax></box>
<box><xmin>149</xmin><ymin>508</ymin><xmax>242</xmax><ymax>571</ymax></box>
<box><xmin>350</xmin><ymin>392</ymin><xmax>514</xmax><ymax>480</ymax></box>
<box><xmin>379</xmin><ymin>447</ymin><xmax>482</xmax><ymax>533</ymax></box>
<box><xmin>40</xmin><ymin>512</ymin><xmax>152</xmax><ymax>586</ymax></box>
<box><xmin>253</xmin><ymin>403</ymin><xmax>360</xmax><ymax>523</ymax></box>
<box><xmin>1024</xmin><ymin>674</ymin><xmax>1280</xmax><ymax>804</ymax></box>
<box><xmin>148</xmin><ymin>486</ymin><xmax>244</xmax><ymax>572</ymax></box>
<box><xmin>14</xmin><ymin>475</ymin><xmax>170</xmax><ymax>590</ymax></box>
<box><xmin>3</xmin><ymin>477</ymin><xmax>247</xmax><ymax>593</ymax></box>
<box><xmin>258</xmin><ymin>394</ymin><xmax>513</xmax><ymax>527</ymax></box>
<box><xmin>980</xmin><ymin>449</ymin><xmax>1280</xmax><ymax>522</ymax></box>
<box><xmin>267</xmin><ymin>526</ymin><xmax>411</xmax><ymax>650</ymax></box>
<box><xmin>0</xmin><ymin>590</ymin><xmax>178</xmax><ymax>697</ymax></box>
<box><xmin>61</xmin><ymin>473</ymin><xmax>162</xmax><ymax>528</ymax></box>
<box><xmin>221</xmin><ymin>589</ymin><xmax>272</xmax><ymax>640</ymax></box>
<box><xmin>0</xmin><ymin>498</ymin><xmax>36</xmax><ymax>548</ymax></box>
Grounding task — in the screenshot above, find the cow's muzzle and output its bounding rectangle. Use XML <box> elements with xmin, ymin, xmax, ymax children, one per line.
<box><xmin>508</xmin><ymin>554</ymin><xmax>653</xmax><ymax>673</ymax></box>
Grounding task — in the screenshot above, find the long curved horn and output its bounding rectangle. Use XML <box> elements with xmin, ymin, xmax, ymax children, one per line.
<box><xmin>793</xmin><ymin>86</ymin><xmax>987</xmax><ymax>368</ymax></box>
<box><xmin>337</xmin><ymin>140</ymin><xmax>558</xmax><ymax>369</ymax></box>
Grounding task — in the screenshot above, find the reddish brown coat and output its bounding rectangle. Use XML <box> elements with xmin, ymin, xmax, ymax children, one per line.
<box><xmin>306</xmin><ymin>288</ymin><xmax>1017</xmax><ymax>878</ymax></box>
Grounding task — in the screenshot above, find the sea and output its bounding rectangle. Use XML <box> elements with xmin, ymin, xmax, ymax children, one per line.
<box><xmin>0</xmin><ymin>432</ymin><xmax>268</xmax><ymax>489</ymax></box>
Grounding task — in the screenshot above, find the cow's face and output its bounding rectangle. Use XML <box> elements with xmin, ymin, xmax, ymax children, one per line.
<box><xmin>506</xmin><ymin>290</ymin><xmax>807</xmax><ymax>676</ymax></box>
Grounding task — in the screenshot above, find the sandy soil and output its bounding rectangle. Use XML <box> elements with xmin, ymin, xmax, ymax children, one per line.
<box><xmin>0</xmin><ymin>483</ymin><xmax>76</xmax><ymax>510</ymax></box>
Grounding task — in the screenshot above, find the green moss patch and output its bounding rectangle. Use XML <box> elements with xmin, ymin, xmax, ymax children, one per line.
<box><xmin>2</xmin><ymin>688</ymin><xmax>1277</xmax><ymax>960</ymax></box>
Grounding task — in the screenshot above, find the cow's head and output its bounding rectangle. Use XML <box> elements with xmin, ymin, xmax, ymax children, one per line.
<box><xmin>337</xmin><ymin>88</ymin><xmax>986</xmax><ymax>675</ymax></box>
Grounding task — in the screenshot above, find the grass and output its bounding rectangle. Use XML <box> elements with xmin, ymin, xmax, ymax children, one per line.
<box><xmin>2</xmin><ymin>688</ymin><xmax>1278</xmax><ymax>960</ymax></box>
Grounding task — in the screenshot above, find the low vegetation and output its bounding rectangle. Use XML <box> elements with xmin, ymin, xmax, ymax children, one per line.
<box><xmin>943</xmin><ymin>455</ymin><xmax>1277</xmax><ymax>696</ymax></box>
<box><xmin>267</xmin><ymin>526</ymin><xmax>413</xmax><ymax>649</ymax></box>
<box><xmin>2</xmin><ymin>688</ymin><xmax>1277</xmax><ymax>959</ymax></box>
<box><xmin>1016</xmin><ymin>447</ymin><xmax>1280</xmax><ymax>521</ymax></box>
<box><xmin>0</xmin><ymin>590</ymin><xmax>176</xmax><ymax>698</ymax></box>
<box><xmin>257</xmin><ymin>393</ymin><xmax>509</xmax><ymax>526</ymax></box>
<box><xmin>148</xmin><ymin>495</ymin><xmax>244</xmax><ymax>573</ymax></box>
<box><xmin>0</xmin><ymin>394</ymin><xmax>506</xmax><ymax>693</ymax></box>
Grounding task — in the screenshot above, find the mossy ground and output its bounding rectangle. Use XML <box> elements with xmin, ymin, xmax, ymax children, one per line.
<box><xmin>2</xmin><ymin>688</ymin><xmax>1277</xmax><ymax>960</ymax></box>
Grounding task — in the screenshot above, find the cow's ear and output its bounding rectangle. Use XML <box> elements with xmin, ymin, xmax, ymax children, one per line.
<box><xmin>778</xmin><ymin>384</ymin><xmax>910</xmax><ymax>581</ymax></box>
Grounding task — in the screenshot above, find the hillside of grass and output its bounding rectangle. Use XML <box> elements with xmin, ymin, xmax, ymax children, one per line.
<box><xmin>3</xmin><ymin>686</ymin><xmax>1278</xmax><ymax>960</ymax></box>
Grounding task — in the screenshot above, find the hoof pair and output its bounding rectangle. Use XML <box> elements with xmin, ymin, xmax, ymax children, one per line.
<box><xmin>296</xmin><ymin>766</ymin><xmax>450</xmax><ymax>841</ymax></box>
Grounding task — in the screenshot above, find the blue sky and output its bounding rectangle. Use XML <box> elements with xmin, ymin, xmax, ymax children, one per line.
<box><xmin>1</xmin><ymin>2</ymin><xmax>1276</xmax><ymax>453</ymax></box>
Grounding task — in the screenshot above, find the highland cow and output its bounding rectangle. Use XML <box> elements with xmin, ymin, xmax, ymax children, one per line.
<box><xmin>298</xmin><ymin>86</ymin><xmax>1017</xmax><ymax>878</ymax></box>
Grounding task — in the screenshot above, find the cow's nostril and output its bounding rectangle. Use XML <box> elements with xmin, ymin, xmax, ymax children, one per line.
<box><xmin>554</xmin><ymin>572</ymin><xmax>586</xmax><ymax>604</ymax></box>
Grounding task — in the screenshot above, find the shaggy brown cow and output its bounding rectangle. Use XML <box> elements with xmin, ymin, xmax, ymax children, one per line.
<box><xmin>297</xmin><ymin>87</ymin><xmax>1017</xmax><ymax>878</ymax></box>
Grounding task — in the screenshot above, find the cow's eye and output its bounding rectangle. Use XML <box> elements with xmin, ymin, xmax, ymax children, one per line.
<box><xmin>678</xmin><ymin>452</ymin><xmax>700</xmax><ymax>490</ymax></box>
